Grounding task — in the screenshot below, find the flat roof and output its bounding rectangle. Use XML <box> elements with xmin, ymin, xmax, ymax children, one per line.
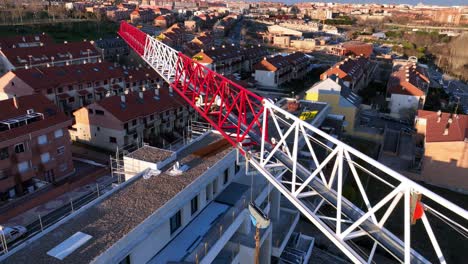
<box><xmin>3</xmin><ymin>133</ymin><xmax>231</xmax><ymax>264</ymax></box>
<box><xmin>126</xmin><ymin>145</ymin><xmax>174</xmax><ymax>164</ymax></box>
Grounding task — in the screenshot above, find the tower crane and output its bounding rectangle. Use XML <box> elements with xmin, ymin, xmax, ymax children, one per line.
<box><xmin>117</xmin><ymin>21</ymin><xmax>467</xmax><ymax>264</ymax></box>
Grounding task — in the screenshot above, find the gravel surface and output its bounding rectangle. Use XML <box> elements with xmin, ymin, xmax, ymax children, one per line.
<box><xmin>126</xmin><ymin>146</ymin><xmax>174</xmax><ymax>163</ymax></box>
<box><xmin>3</xmin><ymin>134</ymin><xmax>232</xmax><ymax>264</ymax></box>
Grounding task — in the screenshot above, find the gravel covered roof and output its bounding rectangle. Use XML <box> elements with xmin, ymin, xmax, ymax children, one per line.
<box><xmin>126</xmin><ymin>145</ymin><xmax>174</xmax><ymax>163</ymax></box>
<box><xmin>3</xmin><ymin>133</ymin><xmax>231</xmax><ymax>264</ymax></box>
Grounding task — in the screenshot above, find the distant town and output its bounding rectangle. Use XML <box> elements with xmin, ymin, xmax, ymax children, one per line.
<box><xmin>0</xmin><ymin>1</ymin><xmax>466</xmax><ymax>264</ymax></box>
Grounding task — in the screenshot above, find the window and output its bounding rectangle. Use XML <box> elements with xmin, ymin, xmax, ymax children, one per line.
<box><xmin>0</xmin><ymin>147</ymin><xmax>8</xmax><ymax>160</ymax></box>
<box><xmin>191</xmin><ymin>196</ymin><xmax>198</xmax><ymax>215</ymax></box>
<box><xmin>109</xmin><ymin>137</ymin><xmax>117</xmax><ymax>143</ymax></box>
<box><xmin>68</xmin><ymin>97</ymin><xmax>75</xmax><ymax>103</ymax></box>
<box><xmin>47</xmin><ymin>88</ymin><xmax>53</xmax><ymax>94</ymax></box>
<box><xmin>68</xmin><ymin>85</ymin><xmax>74</xmax><ymax>91</ymax></box>
<box><xmin>87</xmin><ymin>82</ymin><xmax>92</xmax><ymax>88</ymax></box>
<box><xmin>78</xmin><ymin>84</ymin><xmax>83</xmax><ymax>90</ymax></box>
<box><xmin>150</xmin><ymin>114</ymin><xmax>154</xmax><ymax>120</ymax></box>
<box><xmin>235</xmin><ymin>162</ymin><xmax>240</xmax><ymax>174</ymax></box>
<box><xmin>59</xmin><ymin>163</ymin><xmax>67</xmax><ymax>172</ymax></box>
<box><xmin>206</xmin><ymin>185</ymin><xmax>210</xmax><ymax>202</ymax></box>
<box><xmin>54</xmin><ymin>129</ymin><xmax>63</xmax><ymax>138</ymax></box>
<box><xmin>57</xmin><ymin>87</ymin><xmax>63</xmax><ymax>93</ymax></box>
<box><xmin>40</xmin><ymin>152</ymin><xmax>50</xmax><ymax>163</ymax></box>
<box><xmin>95</xmin><ymin>110</ymin><xmax>104</xmax><ymax>115</ymax></box>
<box><xmin>133</xmin><ymin>133</ymin><xmax>137</xmax><ymax>139</ymax></box>
<box><xmin>17</xmin><ymin>161</ymin><xmax>29</xmax><ymax>173</ymax></box>
<box><xmin>212</xmin><ymin>179</ymin><xmax>218</xmax><ymax>196</ymax></box>
<box><xmin>223</xmin><ymin>169</ymin><xmax>229</xmax><ymax>184</ymax></box>
<box><xmin>104</xmin><ymin>80</ymin><xmax>108</xmax><ymax>85</ymax></box>
<box><xmin>97</xmin><ymin>126</ymin><xmax>100</xmax><ymax>131</ymax></box>
<box><xmin>170</xmin><ymin>211</ymin><xmax>181</xmax><ymax>234</ymax></box>
<box><xmin>132</xmin><ymin>120</ymin><xmax>137</xmax><ymax>126</ymax></box>
<box><xmin>87</xmin><ymin>94</ymin><xmax>93</xmax><ymax>99</ymax></box>
<box><xmin>38</xmin><ymin>135</ymin><xmax>48</xmax><ymax>145</ymax></box>
<box><xmin>56</xmin><ymin>146</ymin><xmax>65</xmax><ymax>155</ymax></box>
<box><xmin>11</xmin><ymin>81</ymin><xmax>14</xmax><ymax>86</ymax></box>
<box><xmin>14</xmin><ymin>143</ymin><xmax>25</xmax><ymax>153</ymax></box>
<box><xmin>88</xmin><ymin>109</ymin><xmax>94</xmax><ymax>114</ymax></box>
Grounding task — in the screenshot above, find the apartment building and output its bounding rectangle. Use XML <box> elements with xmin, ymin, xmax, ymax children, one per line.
<box><xmin>0</xmin><ymin>62</ymin><xmax>160</xmax><ymax>116</ymax></box>
<box><xmin>94</xmin><ymin>38</ymin><xmax>130</xmax><ymax>61</ymax></box>
<box><xmin>254</xmin><ymin>53</ymin><xmax>310</xmax><ymax>89</ymax></box>
<box><xmin>413</xmin><ymin>110</ymin><xmax>468</xmax><ymax>193</ymax></box>
<box><xmin>305</xmin><ymin>76</ymin><xmax>362</xmax><ymax>135</ymax></box>
<box><xmin>158</xmin><ymin>24</ymin><xmax>187</xmax><ymax>50</ymax></box>
<box><xmin>193</xmin><ymin>45</ymin><xmax>244</xmax><ymax>75</ymax></box>
<box><xmin>1</xmin><ymin>131</ymin><xmax>313</xmax><ymax>264</ymax></box>
<box><xmin>0</xmin><ymin>34</ymin><xmax>54</xmax><ymax>49</ymax></box>
<box><xmin>130</xmin><ymin>8</ymin><xmax>156</xmax><ymax>24</ymax></box>
<box><xmin>320</xmin><ymin>56</ymin><xmax>376</xmax><ymax>92</ymax></box>
<box><xmin>0</xmin><ymin>40</ymin><xmax>101</xmax><ymax>75</ymax></box>
<box><xmin>329</xmin><ymin>41</ymin><xmax>373</xmax><ymax>58</ymax></box>
<box><xmin>71</xmin><ymin>88</ymin><xmax>192</xmax><ymax>151</ymax></box>
<box><xmin>0</xmin><ymin>95</ymin><xmax>73</xmax><ymax>201</ymax></box>
<box><xmin>386</xmin><ymin>60</ymin><xmax>430</xmax><ymax>117</ymax></box>
<box><xmin>154</xmin><ymin>14</ymin><xmax>176</xmax><ymax>28</ymax></box>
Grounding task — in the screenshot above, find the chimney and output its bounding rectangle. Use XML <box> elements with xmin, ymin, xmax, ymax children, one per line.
<box><xmin>443</xmin><ymin>127</ymin><xmax>449</xmax><ymax>136</ymax></box>
<box><xmin>121</xmin><ymin>95</ymin><xmax>126</xmax><ymax>103</ymax></box>
<box><xmin>154</xmin><ymin>87</ymin><xmax>160</xmax><ymax>99</ymax></box>
<box><xmin>13</xmin><ymin>95</ymin><xmax>19</xmax><ymax>109</ymax></box>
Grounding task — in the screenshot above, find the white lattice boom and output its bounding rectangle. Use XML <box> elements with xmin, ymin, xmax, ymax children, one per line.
<box><xmin>118</xmin><ymin>22</ymin><xmax>468</xmax><ymax>263</ymax></box>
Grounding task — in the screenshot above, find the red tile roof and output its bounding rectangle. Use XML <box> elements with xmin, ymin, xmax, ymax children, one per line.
<box><xmin>0</xmin><ymin>94</ymin><xmax>71</xmax><ymax>142</ymax></box>
<box><xmin>417</xmin><ymin>110</ymin><xmax>468</xmax><ymax>142</ymax></box>
<box><xmin>387</xmin><ymin>63</ymin><xmax>429</xmax><ymax>97</ymax></box>
<box><xmin>95</xmin><ymin>88</ymin><xmax>188</xmax><ymax>122</ymax></box>
<box><xmin>0</xmin><ymin>34</ymin><xmax>54</xmax><ymax>49</ymax></box>
<box><xmin>0</xmin><ymin>41</ymin><xmax>99</xmax><ymax>67</ymax></box>
<box><xmin>12</xmin><ymin>62</ymin><xmax>125</xmax><ymax>92</ymax></box>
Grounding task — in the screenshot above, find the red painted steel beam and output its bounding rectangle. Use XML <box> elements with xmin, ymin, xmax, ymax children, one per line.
<box><xmin>118</xmin><ymin>21</ymin><xmax>146</xmax><ymax>56</ymax></box>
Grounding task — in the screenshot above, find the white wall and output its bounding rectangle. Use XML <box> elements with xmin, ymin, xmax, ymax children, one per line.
<box><xmin>255</xmin><ymin>70</ymin><xmax>277</xmax><ymax>88</ymax></box>
<box><xmin>390</xmin><ymin>94</ymin><xmax>420</xmax><ymax>115</ymax></box>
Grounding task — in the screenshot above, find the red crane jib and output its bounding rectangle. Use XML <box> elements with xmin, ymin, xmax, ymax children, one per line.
<box><xmin>118</xmin><ymin>21</ymin><xmax>266</xmax><ymax>151</ymax></box>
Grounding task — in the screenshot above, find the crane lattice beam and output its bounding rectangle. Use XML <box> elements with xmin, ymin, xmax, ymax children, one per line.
<box><xmin>118</xmin><ymin>21</ymin><xmax>468</xmax><ymax>264</ymax></box>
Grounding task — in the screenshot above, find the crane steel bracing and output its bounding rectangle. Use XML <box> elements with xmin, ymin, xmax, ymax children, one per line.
<box><xmin>118</xmin><ymin>22</ymin><xmax>468</xmax><ymax>263</ymax></box>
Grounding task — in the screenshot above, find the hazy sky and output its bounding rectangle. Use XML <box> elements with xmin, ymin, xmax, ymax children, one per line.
<box><xmin>273</xmin><ymin>0</ymin><xmax>467</xmax><ymax>6</ymax></box>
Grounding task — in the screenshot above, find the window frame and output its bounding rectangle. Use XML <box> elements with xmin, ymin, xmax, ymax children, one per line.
<box><xmin>170</xmin><ymin>211</ymin><xmax>182</xmax><ymax>234</ymax></box>
<box><xmin>191</xmin><ymin>196</ymin><xmax>198</xmax><ymax>215</ymax></box>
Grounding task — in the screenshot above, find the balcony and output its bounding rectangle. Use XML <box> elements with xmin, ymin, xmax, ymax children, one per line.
<box><xmin>37</xmin><ymin>142</ymin><xmax>53</xmax><ymax>153</ymax></box>
<box><xmin>13</xmin><ymin>151</ymin><xmax>32</xmax><ymax>162</ymax></box>
<box><xmin>0</xmin><ymin>172</ymin><xmax>15</xmax><ymax>193</ymax></box>
<box><xmin>271</xmin><ymin>208</ymin><xmax>300</xmax><ymax>257</ymax></box>
<box><xmin>0</xmin><ymin>157</ymin><xmax>12</xmax><ymax>168</ymax></box>
<box><xmin>19</xmin><ymin>169</ymin><xmax>35</xmax><ymax>182</ymax></box>
<box><xmin>40</xmin><ymin>159</ymin><xmax>57</xmax><ymax>171</ymax></box>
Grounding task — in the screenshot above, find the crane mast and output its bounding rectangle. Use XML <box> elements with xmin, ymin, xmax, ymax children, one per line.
<box><xmin>118</xmin><ymin>21</ymin><xmax>467</xmax><ymax>263</ymax></box>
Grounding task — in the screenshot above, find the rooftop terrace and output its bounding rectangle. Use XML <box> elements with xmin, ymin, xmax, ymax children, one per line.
<box><xmin>2</xmin><ymin>132</ymin><xmax>231</xmax><ymax>264</ymax></box>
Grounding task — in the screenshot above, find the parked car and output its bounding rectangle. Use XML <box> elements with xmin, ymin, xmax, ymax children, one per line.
<box><xmin>0</xmin><ymin>225</ymin><xmax>27</xmax><ymax>247</ymax></box>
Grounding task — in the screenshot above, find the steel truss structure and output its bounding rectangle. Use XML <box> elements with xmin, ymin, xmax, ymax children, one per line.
<box><xmin>118</xmin><ymin>22</ymin><xmax>467</xmax><ymax>263</ymax></box>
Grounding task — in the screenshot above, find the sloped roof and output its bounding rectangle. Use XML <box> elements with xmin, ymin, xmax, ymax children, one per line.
<box><xmin>95</xmin><ymin>88</ymin><xmax>188</xmax><ymax>122</ymax></box>
<box><xmin>0</xmin><ymin>94</ymin><xmax>70</xmax><ymax>142</ymax></box>
<box><xmin>12</xmin><ymin>62</ymin><xmax>125</xmax><ymax>92</ymax></box>
<box><xmin>417</xmin><ymin>110</ymin><xmax>468</xmax><ymax>142</ymax></box>
<box><xmin>387</xmin><ymin>63</ymin><xmax>429</xmax><ymax>97</ymax></box>
<box><xmin>0</xmin><ymin>41</ymin><xmax>99</xmax><ymax>67</ymax></box>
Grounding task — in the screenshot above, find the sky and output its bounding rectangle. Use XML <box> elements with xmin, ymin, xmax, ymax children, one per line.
<box><xmin>274</xmin><ymin>0</ymin><xmax>467</xmax><ymax>6</ymax></box>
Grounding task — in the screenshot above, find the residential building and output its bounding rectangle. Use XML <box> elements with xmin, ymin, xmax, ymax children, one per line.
<box><xmin>0</xmin><ymin>34</ymin><xmax>54</xmax><ymax>50</ymax></box>
<box><xmin>183</xmin><ymin>32</ymin><xmax>215</xmax><ymax>55</ymax></box>
<box><xmin>94</xmin><ymin>38</ymin><xmax>130</xmax><ymax>61</ymax></box>
<box><xmin>305</xmin><ymin>76</ymin><xmax>361</xmax><ymax>135</ymax></box>
<box><xmin>158</xmin><ymin>23</ymin><xmax>187</xmax><ymax>50</ymax></box>
<box><xmin>0</xmin><ymin>41</ymin><xmax>101</xmax><ymax>75</ymax></box>
<box><xmin>0</xmin><ymin>62</ymin><xmax>161</xmax><ymax>116</ymax></box>
<box><xmin>130</xmin><ymin>8</ymin><xmax>156</xmax><ymax>24</ymax></box>
<box><xmin>0</xmin><ymin>95</ymin><xmax>73</xmax><ymax>200</ymax></box>
<box><xmin>386</xmin><ymin>60</ymin><xmax>430</xmax><ymax>117</ymax></box>
<box><xmin>320</xmin><ymin>56</ymin><xmax>376</xmax><ymax>92</ymax></box>
<box><xmin>329</xmin><ymin>41</ymin><xmax>373</xmax><ymax>58</ymax></box>
<box><xmin>0</xmin><ymin>131</ymin><xmax>314</xmax><ymax>264</ymax></box>
<box><xmin>414</xmin><ymin>110</ymin><xmax>468</xmax><ymax>193</ymax></box>
<box><xmin>154</xmin><ymin>14</ymin><xmax>176</xmax><ymax>28</ymax></box>
<box><xmin>71</xmin><ymin>88</ymin><xmax>193</xmax><ymax>151</ymax></box>
<box><xmin>254</xmin><ymin>53</ymin><xmax>310</xmax><ymax>89</ymax></box>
